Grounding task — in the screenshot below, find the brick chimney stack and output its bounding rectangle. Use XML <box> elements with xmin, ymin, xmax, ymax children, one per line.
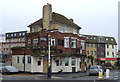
<box><xmin>43</xmin><ymin>3</ymin><xmax>52</xmax><ymax>30</ymax></box>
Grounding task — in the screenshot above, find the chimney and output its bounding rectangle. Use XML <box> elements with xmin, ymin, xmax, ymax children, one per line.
<box><xmin>70</xmin><ymin>18</ymin><xmax>74</xmax><ymax>22</ymax></box>
<box><xmin>43</xmin><ymin>3</ymin><xmax>52</xmax><ymax>30</ymax></box>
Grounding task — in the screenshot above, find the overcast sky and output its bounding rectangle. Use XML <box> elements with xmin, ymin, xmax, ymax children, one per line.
<box><xmin>0</xmin><ymin>0</ymin><xmax>119</xmax><ymax>48</ymax></box>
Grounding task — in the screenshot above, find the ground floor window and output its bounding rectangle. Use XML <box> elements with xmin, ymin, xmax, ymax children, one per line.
<box><xmin>38</xmin><ymin>61</ymin><xmax>41</xmax><ymax>66</ymax></box>
<box><xmin>27</xmin><ymin>56</ymin><xmax>31</xmax><ymax>64</ymax></box>
<box><xmin>65</xmin><ymin>57</ymin><xmax>69</xmax><ymax>66</ymax></box>
<box><xmin>71</xmin><ymin>58</ymin><xmax>76</xmax><ymax>66</ymax></box>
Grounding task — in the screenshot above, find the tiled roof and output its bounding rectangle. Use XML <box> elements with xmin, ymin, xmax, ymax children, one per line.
<box><xmin>83</xmin><ymin>34</ymin><xmax>117</xmax><ymax>45</ymax></box>
<box><xmin>28</xmin><ymin>12</ymin><xmax>81</xmax><ymax>29</ymax></box>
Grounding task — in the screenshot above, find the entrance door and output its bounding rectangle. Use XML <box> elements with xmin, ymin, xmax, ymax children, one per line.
<box><xmin>81</xmin><ymin>63</ymin><xmax>85</xmax><ymax>72</ymax></box>
<box><xmin>72</xmin><ymin>67</ymin><xmax>76</xmax><ymax>72</ymax></box>
<box><xmin>43</xmin><ymin>57</ymin><xmax>52</xmax><ymax>73</ymax></box>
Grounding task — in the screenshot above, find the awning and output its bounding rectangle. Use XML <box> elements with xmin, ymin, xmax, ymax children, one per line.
<box><xmin>99</xmin><ymin>58</ymin><xmax>117</xmax><ymax>61</ymax></box>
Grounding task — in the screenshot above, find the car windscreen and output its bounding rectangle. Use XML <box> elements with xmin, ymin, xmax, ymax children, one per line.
<box><xmin>90</xmin><ymin>66</ymin><xmax>99</xmax><ymax>69</ymax></box>
<box><xmin>5</xmin><ymin>66</ymin><xmax>17</xmax><ymax>71</ymax></box>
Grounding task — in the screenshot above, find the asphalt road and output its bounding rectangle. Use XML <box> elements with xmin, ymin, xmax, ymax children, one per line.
<box><xmin>1</xmin><ymin>70</ymin><xmax>120</xmax><ymax>81</ymax></box>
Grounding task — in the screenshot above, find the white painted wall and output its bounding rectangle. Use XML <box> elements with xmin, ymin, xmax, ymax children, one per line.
<box><xmin>31</xmin><ymin>57</ymin><xmax>43</xmax><ymax>73</ymax></box>
<box><xmin>105</xmin><ymin>44</ymin><xmax>117</xmax><ymax>58</ymax></box>
<box><xmin>12</xmin><ymin>55</ymin><xmax>31</xmax><ymax>72</ymax></box>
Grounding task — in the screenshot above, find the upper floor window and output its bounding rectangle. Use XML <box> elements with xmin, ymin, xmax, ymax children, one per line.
<box><xmin>87</xmin><ymin>51</ymin><xmax>89</xmax><ymax>55</ymax></box>
<box><xmin>7</xmin><ymin>34</ymin><xmax>9</xmax><ymax>37</ymax></box>
<box><xmin>106</xmin><ymin>38</ymin><xmax>108</xmax><ymax>41</ymax></box>
<box><xmin>34</xmin><ymin>26</ymin><xmax>38</xmax><ymax>32</ymax></box>
<box><xmin>28</xmin><ymin>39</ymin><xmax>31</xmax><ymax>46</ymax></box>
<box><xmin>73</xmin><ymin>28</ymin><xmax>77</xmax><ymax>34</ymax></box>
<box><xmin>98</xmin><ymin>44</ymin><xmax>100</xmax><ymax>48</ymax></box>
<box><xmin>58</xmin><ymin>39</ymin><xmax>64</xmax><ymax>46</ymax></box>
<box><xmin>23</xmin><ymin>33</ymin><xmax>25</xmax><ymax>36</ymax></box>
<box><xmin>51</xmin><ymin>38</ymin><xmax>55</xmax><ymax>46</ymax></box>
<box><xmin>111</xmin><ymin>38</ymin><xmax>113</xmax><ymax>41</ymax></box>
<box><xmin>91</xmin><ymin>44</ymin><xmax>93</xmax><ymax>47</ymax></box>
<box><xmin>81</xmin><ymin>41</ymin><xmax>85</xmax><ymax>49</ymax></box>
<box><xmin>71</xmin><ymin>38</ymin><xmax>76</xmax><ymax>48</ymax></box>
<box><xmin>91</xmin><ymin>51</ymin><xmax>93</xmax><ymax>55</ymax></box>
<box><xmin>14</xmin><ymin>33</ymin><xmax>16</xmax><ymax>36</ymax></box>
<box><xmin>86</xmin><ymin>37</ymin><xmax>89</xmax><ymax>39</ymax></box>
<box><xmin>87</xmin><ymin>43</ymin><xmax>89</xmax><ymax>47</ymax></box>
<box><xmin>95</xmin><ymin>51</ymin><xmax>96</xmax><ymax>55</ymax></box>
<box><xmin>11</xmin><ymin>34</ymin><xmax>13</xmax><ymax>37</ymax></box>
<box><xmin>61</xmin><ymin>25</ymin><xmax>67</xmax><ymax>32</ymax></box>
<box><xmin>7</xmin><ymin>39</ymin><xmax>9</xmax><ymax>42</ymax></box>
<box><xmin>64</xmin><ymin>37</ymin><xmax>69</xmax><ymax>48</ymax></box>
<box><xmin>94</xmin><ymin>44</ymin><xmax>96</xmax><ymax>48</ymax></box>
<box><xmin>19</xmin><ymin>33</ymin><xmax>22</xmax><ymax>36</ymax></box>
<box><xmin>33</xmin><ymin>39</ymin><xmax>38</xmax><ymax>46</ymax></box>
<box><xmin>94</xmin><ymin>37</ymin><xmax>96</xmax><ymax>40</ymax></box>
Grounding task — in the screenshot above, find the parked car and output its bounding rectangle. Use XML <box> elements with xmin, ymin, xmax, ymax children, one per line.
<box><xmin>0</xmin><ymin>66</ymin><xmax>19</xmax><ymax>74</ymax></box>
<box><xmin>88</xmin><ymin>65</ymin><xmax>105</xmax><ymax>76</ymax></box>
<box><xmin>5</xmin><ymin>66</ymin><xmax>19</xmax><ymax>74</ymax></box>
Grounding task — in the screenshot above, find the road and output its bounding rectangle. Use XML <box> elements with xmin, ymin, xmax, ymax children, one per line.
<box><xmin>1</xmin><ymin>70</ymin><xmax>120</xmax><ymax>81</ymax></box>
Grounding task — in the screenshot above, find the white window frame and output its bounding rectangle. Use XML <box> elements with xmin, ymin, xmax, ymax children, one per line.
<box><xmin>64</xmin><ymin>37</ymin><xmax>69</xmax><ymax>48</ymax></box>
<box><xmin>81</xmin><ymin>40</ymin><xmax>85</xmax><ymax>49</ymax></box>
<box><xmin>71</xmin><ymin>38</ymin><xmax>76</xmax><ymax>48</ymax></box>
<box><xmin>61</xmin><ymin>25</ymin><xmax>67</xmax><ymax>32</ymax></box>
<box><xmin>73</xmin><ymin>28</ymin><xmax>77</xmax><ymax>34</ymax></box>
<box><xmin>71</xmin><ymin>57</ymin><xmax>76</xmax><ymax>66</ymax></box>
<box><xmin>27</xmin><ymin>56</ymin><xmax>31</xmax><ymax>64</ymax></box>
<box><xmin>33</xmin><ymin>39</ymin><xmax>38</xmax><ymax>46</ymax></box>
<box><xmin>51</xmin><ymin>38</ymin><xmax>55</xmax><ymax>46</ymax></box>
<box><xmin>28</xmin><ymin>39</ymin><xmax>31</xmax><ymax>46</ymax></box>
<box><xmin>34</xmin><ymin>26</ymin><xmax>38</xmax><ymax>32</ymax></box>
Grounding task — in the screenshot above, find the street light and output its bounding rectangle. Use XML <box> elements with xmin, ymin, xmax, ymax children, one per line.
<box><xmin>48</xmin><ymin>34</ymin><xmax>51</xmax><ymax>78</ymax></box>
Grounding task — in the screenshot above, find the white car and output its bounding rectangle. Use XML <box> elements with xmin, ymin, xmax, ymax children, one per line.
<box><xmin>5</xmin><ymin>66</ymin><xmax>19</xmax><ymax>74</ymax></box>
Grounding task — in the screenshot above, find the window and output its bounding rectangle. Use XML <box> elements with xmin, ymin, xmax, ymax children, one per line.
<box><xmin>91</xmin><ymin>51</ymin><xmax>93</xmax><ymax>55</ymax></box>
<box><xmin>71</xmin><ymin>58</ymin><xmax>76</xmax><ymax>66</ymax></box>
<box><xmin>56</xmin><ymin>60</ymin><xmax>59</xmax><ymax>66</ymax></box>
<box><xmin>17</xmin><ymin>56</ymin><xmax>19</xmax><ymax>63</ymax></box>
<box><xmin>94</xmin><ymin>44</ymin><xmax>96</xmax><ymax>48</ymax></box>
<box><xmin>15</xmin><ymin>38</ymin><xmax>17</xmax><ymax>42</ymax></box>
<box><xmin>58</xmin><ymin>39</ymin><xmax>64</xmax><ymax>46</ymax></box>
<box><xmin>22</xmin><ymin>57</ymin><xmax>25</xmax><ymax>64</ymax></box>
<box><xmin>7</xmin><ymin>34</ymin><xmax>9</xmax><ymax>37</ymax></box>
<box><xmin>28</xmin><ymin>40</ymin><xmax>31</xmax><ymax>46</ymax></box>
<box><xmin>112</xmin><ymin>45</ymin><xmax>114</xmax><ymax>49</ymax></box>
<box><xmin>33</xmin><ymin>39</ymin><xmax>38</xmax><ymax>46</ymax></box>
<box><xmin>60</xmin><ymin>58</ymin><xmax>62</xmax><ymax>66</ymax></box>
<box><xmin>90</xmin><ymin>37</ymin><xmax>92</xmax><ymax>40</ymax></box>
<box><xmin>101</xmin><ymin>52</ymin><xmax>104</xmax><ymax>55</ymax></box>
<box><xmin>73</xmin><ymin>28</ymin><xmax>77</xmax><ymax>34</ymax></box>
<box><xmin>98</xmin><ymin>44</ymin><xmax>100</xmax><ymax>48</ymax></box>
<box><xmin>106</xmin><ymin>38</ymin><xmax>108</xmax><ymax>41</ymax></box>
<box><xmin>91</xmin><ymin>44</ymin><xmax>93</xmax><ymax>47</ymax></box>
<box><xmin>86</xmin><ymin>37</ymin><xmax>89</xmax><ymax>39</ymax></box>
<box><xmin>107</xmin><ymin>45</ymin><xmax>109</xmax><ymax>48</ymax></box>
<box><xmin>11</xmin><ymin>34</ymin><xmax>13</xmax><ymax>37</ymax></box>
<box><xmin>71</xmin><ymin>39</ymin><xmax>76</xmax><ymax>48</ymax></box>
<box><xmin>19</xmin><ymin>33</ymin><xmax>22</xmax><ymax>36</ymax></box>
<box><xmin>11</xmin><ymin>44</ymin><xmax>13</xmax><ymax>48</ymax></box>
<box><xmin>64</xmin><ymin>38</ymin><xmax>69</xmax><ymax>48</ymax></box>
<box><xmin>51</xmin><ymin>38</ymin><xmax>55</xmax><ymax>46</ymax></box>
<box><xmin>34</xmin><ymin>26</ymin><xmax>38</xmax><ymax>32</ymax></box>
<box><xmin>14</xmin><ymin>33</ymin><xmax>16</xmax><ymax>36</ymax></box>
<box><xmin>94</xmin><ymin>37</ymin><xmax>96</xmax><ymax>40</ymax></box>
<box><xmin>107</xmin><ymin>52</ymin><xmax>109</xmax><ymax>56</ymax></box>
<box><xmin>11</xmin><ymin>39</ymin><xmax>13</xmax><ymax>42</ymax></box>
<box><xmin>95</xmin><ymin>51</ymin><xmax>96</xmax><ymax>55</ymax></box>
<box><xmin>27</xmin><ymin>56</ymin><xmax>31</xmax><ymax>64</ymax></box>
<box><xmin>111</xmin><ymin>38</ymin><xmax>113</xmax><ymax>41</ymax></box>
<box><xmin>7</xmin><ymin>39</ymin><xmax>9</xmax><ymax>42</ymax></box>
<box><xmin>19</xmin><ymin>43</ymin><xmax>21</xmax><ymax>46</ymax></box>
<box><xmin>112</xmin><ymin>52</ymin><xmax>114</xmax><ymax>57</ymax></box>
<box><xmin>38</xmin><ymin>61</ymin><xmax>41</xmax><ymax>66</ymax></box>
<box><xmin>81</xmin><ymin>41</ymin><xmax>85</xmax><ymax>49</ymax></box>
<box><xmin>65</xmin><ymin>57</ymin><xmax>69</xmax><ymax>66</ymax></box>
<box><xmin>61</xmin><ymin>25</ymin><xmax>67</xmax><ymax>32</ymax></box>
<box><xmin>98</xmin><ymin>52</ymin><xmax>99</xmax><ymax>55</ymax></box>
<box><xmin>87</xmin><ymin>43</ymin><xmax>89</xmax><ymax>47</ymax></box>
<box><xmin>101</xmin><ymin>44</ymin><xmax>104</xmax><ymax>48</ymax></box>
<box><xmin>22</xmin><ymin>43</ymin><xmax>25</xmax><ymax>47</ymax></box>
<box><xmin>23</xmin><ymin>33</ymin><xmax>25</xmax><ymax>36</ymax></box>
<box><xmin>87</xmin><ymin>51</ymin><xmax>89</xmax><ymax>55</ymax></box>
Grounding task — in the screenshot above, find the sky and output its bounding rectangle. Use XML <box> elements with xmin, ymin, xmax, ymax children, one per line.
<box><xmin>0</xmin><ymin>0</ymin><xmax>119</xmax><ymax>49</ymax></box>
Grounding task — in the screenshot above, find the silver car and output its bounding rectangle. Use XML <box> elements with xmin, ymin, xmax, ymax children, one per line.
<box><xmin>5</xmin><ymin>66</ymin><xmax>19</xmax><ymax>74</ymax></box>
<box><xmin>88</xmin><ymin>65</ymin><xmax>104</xmax><ymax>75</ymax></box>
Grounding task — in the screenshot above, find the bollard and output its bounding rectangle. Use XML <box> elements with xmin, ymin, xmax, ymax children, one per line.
<box><xmin>98</xmin><ymin>69</ymin><xmax>103</xmax><ymax>79</ymax></box>
<box><xmin>106</xmin><ymin>69</ymin><xmax>110</xmax><ymax>78</ymax></box>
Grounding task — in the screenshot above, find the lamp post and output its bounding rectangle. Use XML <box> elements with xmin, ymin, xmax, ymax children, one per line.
<box><xmin>48</xmin><ymin>34</ymin><xmax>51</xmax><ymax>78</ymax></box>
<box><xmin>24</xmin><ymin>52</ymin><xmax>26</xmax><ymax>73</ymax></box>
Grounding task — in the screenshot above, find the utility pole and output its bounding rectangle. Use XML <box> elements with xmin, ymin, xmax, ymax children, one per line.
<box><xmin>48</xmin><ymin>34</ymin><xmax>51</xmax><ymax>78</ymax></box>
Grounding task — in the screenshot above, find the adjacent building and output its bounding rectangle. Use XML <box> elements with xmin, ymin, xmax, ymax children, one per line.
<box><xmin>83</xmin><ymin>35</ymin><xmax>117</xmax><ymax>65</ymax></box>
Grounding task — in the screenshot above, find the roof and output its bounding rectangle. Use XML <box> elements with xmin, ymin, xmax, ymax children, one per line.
<box><xmin>28</xmin><ymin>12</ymin><xmax>81</xmax><ymax>29</ymax></box>
<box><xmin>83</xmin><ymin>34</ymin><xmax>117</xmax><ymax>45</ymax></box>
